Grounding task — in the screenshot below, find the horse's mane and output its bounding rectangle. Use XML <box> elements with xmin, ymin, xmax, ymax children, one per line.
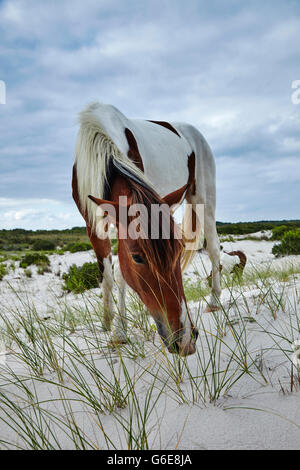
<box><xmin>75</xmin><ymin>102</ymin><xmax>154</xmax><ymax>232</ymax></box>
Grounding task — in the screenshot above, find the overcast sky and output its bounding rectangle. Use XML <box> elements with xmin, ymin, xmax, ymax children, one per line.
<box><xmin>0</xmin><ymin>0</ymin><xmax>299</xmax><ymax>229</ymax></box>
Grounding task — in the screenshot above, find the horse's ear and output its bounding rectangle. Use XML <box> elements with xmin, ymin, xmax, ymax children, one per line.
<box><xmin>88</xmin><ymin>195</ymin><xmax>119</xmax><ymax>225</ymax></box>
<box><xmin>88</xmin><ymin>195</ymin><xmax>118</xmax><ymax>207</ymax></box>
<box><xmin>162</xmin><ymin>183</ymin><xmax>189</xmax><ymax>208</ymax></box>
<box><xmin>88</xmin><ymin>195</ymin><xmax>131</xmax><ymax>228</ymax></box>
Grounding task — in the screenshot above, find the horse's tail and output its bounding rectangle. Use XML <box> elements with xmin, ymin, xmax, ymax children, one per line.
<box><xmin>181</xmin><ymin>202</ymin><xmax>204</xmax><ymax>272</ymax></box>
<box><xmin>74</xmin><ymin>103</ymin><xmax>152</xmax><ymax>234</ymax></box>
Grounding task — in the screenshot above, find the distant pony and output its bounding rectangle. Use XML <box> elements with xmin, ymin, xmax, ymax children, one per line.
<box><xmin>207</xmin><ymin>246</ymin><xmax>247</xmax><ymax>286</ymax></box>
<box><xmin>73</xmin><ymin>102</ymin><xmax>221</xmax><ymax>355</ymax></box>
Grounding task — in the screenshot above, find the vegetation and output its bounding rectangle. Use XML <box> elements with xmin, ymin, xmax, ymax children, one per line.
<box><xmin>0</xmin><ymin>227</ymin><xmax>90</xmax><ymax>255</ymax></box>
<box><xmin>62</xmin><ymin>242</ymin><xmax>92</xmax><ymax>253</ymax></box>
<box><xmin>62</xmin><ymin>262</ymin><xmax>100</xmax><ymax>293</ymax></box>
<box><xmin>272</xmin><ymin>230</ymin><xmax>300</xmax><ymax>257</ymax></box>
<box><xmin>19</xmin><ymin>253</ymin><xmax>50</xmax><ymax>269</ymax></box>
<box><xmin>32</xmin><ymin>239</ymin><xmax>56</xmax><ymax>251</ymax></box>
<box><xmin>216</xmin><ymin>219</ymin><xmax>300</xmax><ymax>235</ymax></box>
<box><xmin>271</xmin><ymin>225</ymin><xmax>290</xmax><ymax>240</ymax></box>
<box><xmin>0</xmin><ymin>263</ymin><xmax>7</xmax><ymax>280</ymax></box>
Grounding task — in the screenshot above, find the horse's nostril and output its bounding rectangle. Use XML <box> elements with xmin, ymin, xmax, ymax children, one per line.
<box><xmin>192</xmin><ymin>327</ymin><xmax>199</xmax><ymax>341</ymax></box>
<box><xmin>168</xmin><ymin>342</ymin><xmax>180</xmax><ymax>354</ymax></box>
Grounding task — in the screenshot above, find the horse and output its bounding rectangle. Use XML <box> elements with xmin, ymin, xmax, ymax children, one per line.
<box><xmin>207</xmin><ymin>247</ymin><xmax>247</xmax><ymax>286</ymax></box>
<box><xmin>72</xmin><ymin>102</ymin><xmax>221</xmax><ymax>356</ymax></box>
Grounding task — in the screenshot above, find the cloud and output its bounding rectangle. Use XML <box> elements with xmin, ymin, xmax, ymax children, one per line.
<box><xmin>0</xmin><ymin>0</ymin><xmax>300</xmax><ymax>228</ymax></box>
<box><xmin>0</xmin><ymin>197</ymin><xmax>83</xmax><ymax>229</ymax></box>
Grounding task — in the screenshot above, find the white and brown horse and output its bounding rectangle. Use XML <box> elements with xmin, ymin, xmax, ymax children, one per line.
<box><xmin>72</xmin><ymin>102</ymin><xmax>221</xmax><ymax>356</ymax></box>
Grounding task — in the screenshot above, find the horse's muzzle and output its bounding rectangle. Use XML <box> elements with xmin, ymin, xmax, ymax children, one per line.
<box><xmin>155</xmin><ymin>319</ymin><xmax>198</xmax><ymax>356</ymax></box>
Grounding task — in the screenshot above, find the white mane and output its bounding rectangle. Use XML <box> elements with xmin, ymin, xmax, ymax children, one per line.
<box><xmin>74</xmin><ymin>102</ymin><xmax>153</xmax><ymax>232</ymax></box>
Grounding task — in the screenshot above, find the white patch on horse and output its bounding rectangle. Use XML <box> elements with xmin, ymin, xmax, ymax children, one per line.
<box><xmin>102</xmin><ymin>255</ymin><xmax>114</xmax><ymax>330</ymax></box>
<box><xmin>220</xmin><ymin>252</ymin><xmax>240</xmax><ymax>273</ymax></box>
<box><xmin>180</xmin><ymin>300</ymin><xmax>192</xmax><ymax>350</ymax></box>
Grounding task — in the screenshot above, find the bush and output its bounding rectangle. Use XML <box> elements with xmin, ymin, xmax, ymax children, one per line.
<box><xmin>271</xmin><ymin>225</ymin><xmax>289</xmax><ymax>240</ymax></box>
<box><xmin>62</xmin><ymin>262</ymin><xmax>99</xmax><ymax>293</ymax></box>
<box><xmin>272</xmin><ymin>230</ymin><xmax>300</xmax><ymax>257</ymax></box>
<box><xmin>20</xmin><ymin>253</ymin><xmax>50</xmax><ymax>269</ymax></box>
<box><xmin>63</xmin><ymin>242</ymin><xmax>92</xmax><ymax>253</ymax></box>
<box><xmin>32</xmin><ymin>239</ymin><xmax>56</xmax><ymax>251</ymax></box>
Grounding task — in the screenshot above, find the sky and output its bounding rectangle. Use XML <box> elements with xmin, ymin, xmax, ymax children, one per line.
<box><xmin>0</xmin><ymin>0</ymin><xmax>299</xmax><ymax>230</ymax></box>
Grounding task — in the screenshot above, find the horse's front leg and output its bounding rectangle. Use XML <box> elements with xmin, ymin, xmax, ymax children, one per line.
<box><xmin>102</xmin><ymin>254</ymin><xmax>114</xmax><ymax>330</ymax></box>
<box><xmin>112</xmin><ymin>260</ymin><xmax>128</xmax><ymax>344</ymax></box>
<box><xmin>86</xmin><ymin>226</ymin><xmax>114</xmax><ymax>330</ymax></box>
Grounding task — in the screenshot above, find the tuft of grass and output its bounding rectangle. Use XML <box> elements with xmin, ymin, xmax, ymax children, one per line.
<box><xmin>183</xmin><ymin>277</ymin><xmax>210</xmax><ymax>302</ymax></box>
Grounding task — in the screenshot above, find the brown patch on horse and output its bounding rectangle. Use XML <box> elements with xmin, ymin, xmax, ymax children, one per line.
<box><xmin>163</xmin><ymin>183</ymin><xmax>189</xmax><ymax>207</ymax></box>
<box><xmin>148</xmin><ymin>120</ymin><xmax>181</xmax><ymax>138</ymax></box>
<box><xmin>73</xmin><ymin>164</ymin><xmax>111</xmax><ymax>283</ymax></box>
<box><xmin>187</xmin><ymin>151</ymin><xmax>196</xmax><ymax>195</ymax></box>
<box><xmin>163</xmin><ymin>151</ymin><xmax>196</xmax><ymax>206</ymax></box>
<box><xmin>124</xmin><ymin>128</ymin><xmax>144</xmax><ymax>171</ymax></box>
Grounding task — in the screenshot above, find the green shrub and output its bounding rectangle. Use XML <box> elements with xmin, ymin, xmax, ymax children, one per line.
<box><xmin>271</xmin><ymin>225</ymin><xmax>289</xmax><ymax>240</ymax></box>
<box><xmin>0</xmin><ymin>263</ymin><xmax>7</xmax><ymax>280</ymax></box>
<box><xmin>32</xmin><ymin>239</ymin><xmax>56</xmax><ymax>251</ymax></box>
<box><xmin>20</xmin><ymin>253</ymin><xmax>50</xmax><ymax>269</ymax></box>
<box><xmin>62</xmin><ymin>262</ymin><xmax>99</xmax><ymax>293</ymax></box>
<box><xmin>272</xmin><ymin>230</ymin><xmax>300</xmax><ymax>257</ymax></box>
<box><xmin>64</xmin><ymin>242</ymin><xmax>92</xmax><ymax>253</ymax></box>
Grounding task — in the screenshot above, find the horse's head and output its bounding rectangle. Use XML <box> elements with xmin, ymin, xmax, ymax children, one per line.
<box><xmin>89</xmin><ymin>180</ymin><xmax>198</xmax><ymax>356</ymax></box>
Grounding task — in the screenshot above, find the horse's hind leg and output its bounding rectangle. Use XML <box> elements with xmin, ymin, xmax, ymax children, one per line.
<box><xmin>204</xmin><ymin>208</ymin><xmax>221</xmax><ymax>312</ymax></box>
<box><xmin>86</xmin><ymin>226</ymin><xmax>114</xmax><ymax>330</ymax></box>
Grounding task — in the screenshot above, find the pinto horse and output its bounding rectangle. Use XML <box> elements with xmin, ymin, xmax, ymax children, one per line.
<box><xmin>72</xmin><ymin>102</ymin><xmax>221</xmax><ymax>356</ymax></box>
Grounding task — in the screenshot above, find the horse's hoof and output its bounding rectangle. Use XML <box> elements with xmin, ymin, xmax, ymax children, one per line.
<box><xmin>204</xmin><ymin>305</ymin><xmax>220</xmax><ymax>313</ymax></box>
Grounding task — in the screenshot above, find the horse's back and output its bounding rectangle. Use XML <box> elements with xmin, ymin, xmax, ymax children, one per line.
<box><xmin>79</xmin><ymin>103</ymin><xmax>215</xmax><ymax>198</ymax></box>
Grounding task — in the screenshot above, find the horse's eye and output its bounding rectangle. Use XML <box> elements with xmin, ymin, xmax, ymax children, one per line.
<box><xmin>132</xmin><ymin>254</ymin><xmax>145</xmax><ymax>264</ymax></box>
